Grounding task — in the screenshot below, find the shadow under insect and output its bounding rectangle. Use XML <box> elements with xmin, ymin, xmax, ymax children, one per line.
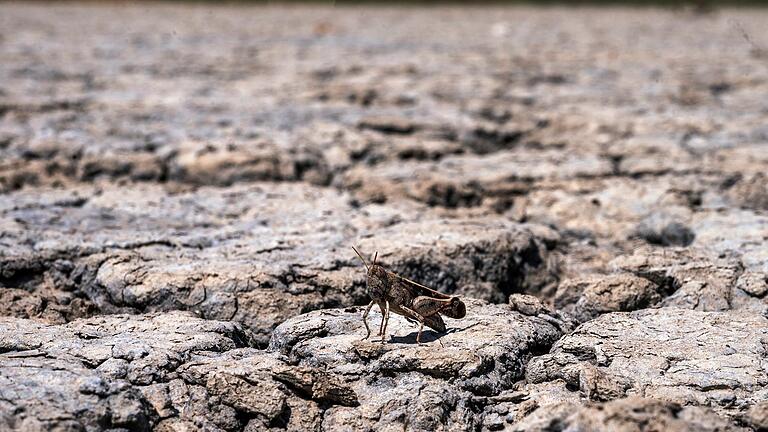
<box><xmin>353</xmin><ymin>246</ymin><xmax>467</xmax><ymax>344</ymax></box>
<box><xmin>390</xmin><ymin>323</ymin><xmax>465</xmax><ymax>344</ymax></box>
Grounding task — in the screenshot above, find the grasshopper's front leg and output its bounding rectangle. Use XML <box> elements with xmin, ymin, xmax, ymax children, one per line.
<box><xmin>378</xmin><ymin>305</ymin><xmax>385</xmax><ymax>336</ymax></box>
<box><xmin>379</xmin><ymin>300</ymin><xmax>390</xmax><ymax>343</ymax></box>
<box><xmin>361</xmin><ymin>301</ymin><xmax>374</xmax><ymax>340</ymax></box>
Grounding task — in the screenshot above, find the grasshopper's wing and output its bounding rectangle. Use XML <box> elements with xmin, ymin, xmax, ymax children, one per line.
<box><xmin>391</xmin><ymin>272</ymin><xmax>453</xmax><ymax>299</ymax></box>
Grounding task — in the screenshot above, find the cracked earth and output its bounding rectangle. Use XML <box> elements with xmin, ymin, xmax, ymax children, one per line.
<box><xmin>1</xmin><ymin>3</ymin><xmax>768</xmax><ymax>431</ymax></box>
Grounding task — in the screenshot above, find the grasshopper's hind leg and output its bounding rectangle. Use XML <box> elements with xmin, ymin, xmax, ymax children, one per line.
<box><xmin>399</xmin><ymin>305</ymin><xmax>427</xmax><ymax>343</ymax></box>
<box><xmin>361</xmin><ymin>301</ymin><xmax>374</xmax><ymax>340</ymax></box>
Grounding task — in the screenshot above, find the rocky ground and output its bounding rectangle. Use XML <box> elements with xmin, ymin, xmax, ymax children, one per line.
<box><xmin>1</xmin><ymin>2</ymin><xmax>767</xmax><ymax>431</ymax></box>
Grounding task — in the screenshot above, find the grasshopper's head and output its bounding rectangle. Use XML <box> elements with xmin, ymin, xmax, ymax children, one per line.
<box><xmin>443</xmin><ymin>296</ymin><xmax>466</xmax><ymax>319</ymax></box>
<box><xmin>352</xmin><ymin>246</ymin><xmax>388</xmax><ymax>297</ymax></box>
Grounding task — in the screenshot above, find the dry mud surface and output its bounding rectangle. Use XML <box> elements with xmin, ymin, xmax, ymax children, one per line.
<box><xmin>1</xmin><ymin>3</ymin><xmax>768</xmax><ymax>431</ymax></box>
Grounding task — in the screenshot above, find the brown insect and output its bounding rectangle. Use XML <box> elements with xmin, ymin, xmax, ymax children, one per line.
<box><xmin>352</xmin><ymin>246</ymin><xmax>466</xmax><ymax>343</ymax></box>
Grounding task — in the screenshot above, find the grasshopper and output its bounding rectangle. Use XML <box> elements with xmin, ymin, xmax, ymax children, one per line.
<box><xmin>352</xmin><ymin>246</ymin><xmax>466</xmax><ymax>343</ymax></box>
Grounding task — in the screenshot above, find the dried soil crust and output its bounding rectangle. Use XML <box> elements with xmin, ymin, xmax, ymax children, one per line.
<box><xmin>527</xmin><ymin>308</ymin><xmax>768</xmax><ymax>420</ymax></box>
<box><xmin>0</xmin><ymin>312</ymin><xmax>255</xmax><ymax>431</ymax></box>
<box><xmin>1</xmin><ymin>3</ymin><xmax>768</xmax><ymax>431</ymax></box>
<box><xmin>269</xmin><ymin>299</ymin><xmax>562</xmax><ymax>431</ymax></box>
<box><xmin>0</xmin><ymin>183</ymin><xmax>557</xmax><ymax>345</ymax></box>
<box><xmin>0</xmin><ymin>302</ymin><xmax>563</xmax><ymax>431</ymax></box>
<box><xmin>511</xmin><ymin>397</ymin><xmax>750</xmax><ymax>432</ymax></box>
<box><xmin>3</xmin><ymin>306</ymin><xmax>760</xmax><ymax>431</ymax></box>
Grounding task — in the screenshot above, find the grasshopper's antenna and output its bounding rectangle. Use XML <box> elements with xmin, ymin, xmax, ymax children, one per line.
<box><xmin>352</xmin><ymin>246</ymin><xmax>369</xmax><ymax>271</ymax></box>
<box><xmin>373</xmin><ymin>251</ymin><xmax>378</xmax><ymax>266</ymax></box>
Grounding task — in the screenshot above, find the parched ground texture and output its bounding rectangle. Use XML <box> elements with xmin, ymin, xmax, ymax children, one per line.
<box><xmin>1</xmin><ymin>2</ymin><xmax>768</xmax><ymax>431</ymax></box>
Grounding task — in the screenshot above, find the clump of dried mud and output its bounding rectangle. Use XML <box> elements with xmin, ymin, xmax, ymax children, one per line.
<box><xmin>1</xmin><ymin>3</ymin><xmax>767</xmax><ymax>431</ymax></box>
